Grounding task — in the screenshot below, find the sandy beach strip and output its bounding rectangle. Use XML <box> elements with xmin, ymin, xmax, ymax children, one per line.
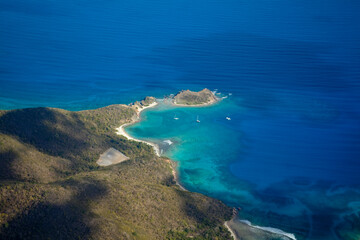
<box><xmin>116</xmin><ymin>97</ymin><xmax>240</xmax><ymax>239</ymax></box>
<box><xmin>224</xmin><ymin>221</ymin><xmax>237</xmax><ymax>240</ymax></box>
<box><xmin>238</xmin><ymin>219</ymin><xmax>297</xmax><ymax>240</ymax></box>
<box><xmin>115</xmin><ymin>95</ymin><xmax>296</xmax><ymax>240</ymax></box>
<box><xmin>116</xmin><ymin>101</ymin><xmax>160</xmax><ymax>156</ymax></box>
<box><xmin>116</xmin><ymin>101</ymin><xmax>188</xmax><ymax>191</ymax></box>
<box><xmin>224</xmin><ymin>212</ymin><xmax>297</xmax><ymax>240</ymax></box>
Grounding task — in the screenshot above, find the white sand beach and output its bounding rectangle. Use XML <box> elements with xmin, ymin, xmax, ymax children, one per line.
<box><xmin>225</xmin><ymin>214</ymin><xmax>297</xmax><ymax>240</ymax></box>
<box><xmin>224</xmin><ymin>221</ymin><xmax>237</xmax><ymax>240</ymax></box>
<box><xmin>238</xmin><ymin>220</ymin><xmax>297</xmax><ymax>240</ymax></box>
<box><xmin>116</xmin><ymin>101</ymin><xmax>160</xmax><ymax>156</ymax></box>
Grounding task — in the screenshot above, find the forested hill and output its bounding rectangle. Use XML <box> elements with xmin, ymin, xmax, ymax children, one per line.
<box><xmin>0</xmin><ymin>103</ymin><xmax>232</xmax><ymax>239</ymax></box>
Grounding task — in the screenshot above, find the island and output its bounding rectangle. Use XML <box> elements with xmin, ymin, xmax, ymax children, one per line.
<box><xmin>173</xmin><ymin>88</ymin><xmax>218</xmax><ymax>106</ymax></box>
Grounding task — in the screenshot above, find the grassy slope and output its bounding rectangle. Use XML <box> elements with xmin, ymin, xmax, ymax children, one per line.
<box><xmin>174</xmin><ymin>89</ymin><xmax>217</xmax><ymax>105</ymax></box>
<box><xmin>0</xmin><ymin>104</ymin><xmax>232</xmax><ymax>239</ymax></box>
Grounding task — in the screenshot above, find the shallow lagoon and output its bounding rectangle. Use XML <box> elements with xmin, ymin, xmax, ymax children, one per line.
<box><xmin>126</xmin><ymin>97</ymin><xmax>360</xmax><ymax>239</ymax></box>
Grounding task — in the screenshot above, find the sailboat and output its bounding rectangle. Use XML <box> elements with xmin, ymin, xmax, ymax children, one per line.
<box><xmin>174</xmin><ymin>114</ymin><xmax>179</xmax><ymax>120</ymax></box>
<box><xmin>196</xmin><ymin>115</ymin><xmax>200</xmax><ymax>123</ymax></box>
<box><xmin>226</xmin><ymin>116</ymin><xmax>231</xmax><ymax>120</ymax></box>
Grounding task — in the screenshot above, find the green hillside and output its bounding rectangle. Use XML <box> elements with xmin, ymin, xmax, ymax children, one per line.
<box><xmin>0</xmin><ymin>103</ymin><xmax>233</xmax><ymax>239</ymax></box>
<box><xmin>173</xmin><ymin>89</ymin><xmax>218</xmax><ymax>106</ymax></box>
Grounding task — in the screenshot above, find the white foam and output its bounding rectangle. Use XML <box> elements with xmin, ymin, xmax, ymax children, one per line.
<box><xmin>163</xmin><ymin>139</ymin><xmax>173</xmax><ymax>145</ymax></box>
<box><xmin>239</xmin><ymin>220</ymin><xmax>297</xmax><ymax>240</ymax></box>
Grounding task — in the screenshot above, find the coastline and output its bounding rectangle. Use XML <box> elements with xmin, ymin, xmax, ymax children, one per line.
<box><xmin>116</xmin><ymin>101</ymin><xmax>161</xmax><ymax>156</ymax></box>
<box><xmin>114</xmin><ymin>95</ymin><xmax>295</xmax><ymax>240</ymax></box>
<box><xmin>165</xmin><ymin>159</ymin><xmax>188</xmax><ymax>191</ymax></box>
<box><xmin>224</xmin><ymin>221</ymin><xmax>237</xmax><ymax>240</ymax></box>
<box><xmin>115</xmin><ymin>100</ymin><xmax>188</xmax><ymax>191</ymax></box>
<box><xmin>224</xmin><ymin>210</ymin><xmax>238</xmax><ymax>240</ymax></box>
<box><xmin>225</xmin><ymin>211</ymin><xmax>297</xmax><ymax>240</ymax></box>
<box><xmin>116</xmin><ymin>97</ymin><xmax>240</xmax><ymax>237</ymax></box>
<box><xmin>239</xmin><ymin>220</ymin><xmax>296</xmax><ymax>240</ymax></box>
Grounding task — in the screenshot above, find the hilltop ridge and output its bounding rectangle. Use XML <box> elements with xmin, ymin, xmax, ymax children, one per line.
<box><xmin>0</xmin><ymin>99</ymin><xmax>232</xmax><ymax>239</ymax></box>
<box><xmin>173</xmin><ymin>89</ymin><xmax>218</xmax><ymax>106</ymax></box>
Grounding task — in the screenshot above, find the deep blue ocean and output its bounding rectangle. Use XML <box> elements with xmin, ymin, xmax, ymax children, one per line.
<box><xmin>1</xmin><ymin>0</ymin><xmax>360</xmax><ymax>239</ymax></box>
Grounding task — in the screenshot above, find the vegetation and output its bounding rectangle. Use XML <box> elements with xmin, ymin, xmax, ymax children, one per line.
<box><xmin>174</xmin><ymin>89</ymin><xmax>217</xmax><ymax>106</ymax></box>
<box><xmin>0</xmin><ymin>102</ymin><xmax>232</xmax><ymax>239</ymax></box>
<box><xmin>130</xmin><ymin>96</ymin><xmax>157</xmax><ymax>112</ymax></box>
<box><xmin>140</xmin><ymin>96</ymin><xmax>157</xmax><ymax>106</ymax></box>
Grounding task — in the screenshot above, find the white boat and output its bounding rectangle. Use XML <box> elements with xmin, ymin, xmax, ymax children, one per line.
<box><xmin>174</xmin><ymin>114</ymin><xmax>179</xmax><ymax>120</ymax></box>
<box><xmin>226</xmin><ymin>117</ymin><xmax>231</xmax><ymax>120</ymax></box>
<box><xmin>196</xmin><ymin>115</ymin><xmax>200</xmax><ymax>123</ymax></box>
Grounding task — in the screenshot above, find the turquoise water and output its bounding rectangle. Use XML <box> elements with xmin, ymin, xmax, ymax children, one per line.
<box><xmin>127</xmin><ymin>99</ymin><xmax>247</xmax><ymax>201</ymax></box>
<box><xmin>126</xmin><ymin>96</ymin><xmax>360</xmax><ymax>239</ymax></box>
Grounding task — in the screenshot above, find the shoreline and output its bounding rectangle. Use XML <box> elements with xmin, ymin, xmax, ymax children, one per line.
<box><xmin>239</xmin><ymin>220</ymin><xmax>296</xmax><ymax>240</ymax></box>
<box><xmin>225</xmin><ymin>210</ymin><xmax>297</xmax><ymax>240</ymax></box>
<box><xmin>115</xmin><ymin>100</ymin><xmax>188</xmax><ymax>191</ymax></box>
<box><xmin>224</xmin><ymin>221</ymin><xmax>237</xmax><ymax>240</ymax></box>
<box><xmin>116</xmin><ymin>97</ymin><xmax>240</xmax><ymax>238</ymax></box>
<box><xmin>224</xmin><ymin>210</ymin><xmax>238</xmax><ymax>240</ymax></box>
<box><xmin>116</xmin><ymin>101</ymin><xmax>161</xmax><ymax>156</ymax></box>
<box><xmin>165</xmin><ymin>159</ymin><xmax>188</xmax><ymax>191</ymax></box>
<box><xmin>115</xmin><ymin>95</ymin><xmax>295</xmax><ymax>240</ymax></box>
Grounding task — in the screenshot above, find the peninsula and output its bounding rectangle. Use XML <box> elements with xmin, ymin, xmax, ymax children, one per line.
<box><xmin>0</xmin><ymin>94</ymin><xmax>233</xmax><ymax>239</ymax></box>
<box><xmin>0</xmin><ymin>89</ymin><xmax>293</xmax><ymax>240</ymax></box>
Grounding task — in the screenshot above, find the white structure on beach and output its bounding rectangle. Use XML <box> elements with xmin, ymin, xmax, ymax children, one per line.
<box><xmin>97</xmin><ymin>148</ymin><xmax>130</xmax><ymax>166</ymax></box>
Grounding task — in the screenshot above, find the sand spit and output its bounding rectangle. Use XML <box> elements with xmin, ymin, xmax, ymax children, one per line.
<box><xmin>116</xmin><ymin>101</ymin><xmax>160</xmax><ymax>156</ymax></box>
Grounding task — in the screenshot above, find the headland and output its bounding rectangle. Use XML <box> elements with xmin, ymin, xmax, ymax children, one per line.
<box><xmin>0</xmin><ymin>93</ymin><xmax>233</xmax><ymax>239</ymax></box>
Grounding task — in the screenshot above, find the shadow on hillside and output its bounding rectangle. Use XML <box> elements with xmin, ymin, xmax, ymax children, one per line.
<box><xmin>0</xmin><ymin>108</ymin><xmax>92</xmax><ymax>161</ymax></box>
<box><xmin>0</xmin><ymin>179</ymin><xmax>108</xmax><ymax>239</ymax></box>
<box><xmin>167</xmin><ymin>173</ymin><xmax>232</xmax><ymax>228</ymax></box>
<box><xmin>0</xmin><ymin>150</ymin><xmax>18</xmax><ymax>180</ymax></box>
<box><xmin>177</xmin><ymin>190</ymin><xmax>215</xmax><ymax>224</ymax></box>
